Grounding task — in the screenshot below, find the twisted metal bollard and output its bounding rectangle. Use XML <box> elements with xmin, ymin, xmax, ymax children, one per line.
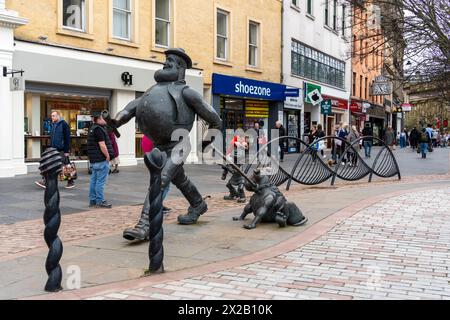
<box><xmin>39</xmin><ymin>147</ymin><xmax>64</xmax><ymax>292</ymax></box>
<box><xmin>144</xmin><ymin>148</ymin><xmax>167</xmax><ymax>274</ymax></box>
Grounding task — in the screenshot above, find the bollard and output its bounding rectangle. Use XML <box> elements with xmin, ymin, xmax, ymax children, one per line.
<box><xmin>144</xmin><ymin>148</ymin><xmax>167</xmax><ymax>274</ymax></box>
<box><xmin>39</xmin><ymin>148</ymin><xmax>64</xmax><ymax>292</ymax></box>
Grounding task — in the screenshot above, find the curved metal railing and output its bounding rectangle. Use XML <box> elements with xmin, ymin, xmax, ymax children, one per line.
<box><xmin>239</xmin><ymin>135</ymin><xmax>400</xmax><ymax>189</ymax></box>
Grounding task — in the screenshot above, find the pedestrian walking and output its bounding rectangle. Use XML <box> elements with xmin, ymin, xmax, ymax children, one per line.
<box><xmin>338</xmin><ymin>123</ymin><xmax>349</xmax><ymax>164</ymax></box>
<box><xmin>347</xmin><ymin>125</ymin><xmax>360</xmax><ymax>166</ymax></box>
<box><xmin>362</xmin><ymin>122</ymin><xmax>373</xmax><ymax>158</ymax></box>
<box><xmin>418</xmin><ymin>128</ymin><xmax>431</xmax><ymax>159</ymax></box>
<box><xmin>87</xmin><ymin>111</ymin><xmax>115</xmax><ymax>208</ymax></box>
<box><xmin>426</xmin><ymin>124</ymin><xmax>434</xmax><ymax>152</ymax></box>
<box><xmin>384</xmin><ymin>127</ymin><xmax>395</xmax><ymax>150</ymax></box>
<box><xmin>314</xmin><ymin>124</ymin><xmax>326</xmax><ymax>158</ymax></box>
<box><xmin>331</xmin><ymin>124</ymin><xmax>340</xmax><ymax>164</ymax></box>
<box><xmin>409</xmin><ymin>127</ymin><xmax>419</xmax><ymax>150</ymax></box>
<box><xmin>400</xmin><ymin>130</ymin><xmax>407</xmax><ymax>148</ymax></box>
<box><xmin>35</xmin><ymin>110</ymin><xmax>76</xmax><ymax>189</ymax></box>
<box><xmin>274</xmin><ymin>120</ymin><xmax>286</xmax><ymax>162</ymax></box>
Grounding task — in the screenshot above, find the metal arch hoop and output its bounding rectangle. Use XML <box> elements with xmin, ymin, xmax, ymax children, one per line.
<box><xmin>237</xmin><ymin>135</ymin><xmax>401</xmax><ymax>189</ymax></box>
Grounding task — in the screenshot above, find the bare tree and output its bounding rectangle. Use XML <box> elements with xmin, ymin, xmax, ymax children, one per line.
<box><xmin>344</xmin><ymin>0</ymin><xmax>449</xmax><ymax>92</ymax></box>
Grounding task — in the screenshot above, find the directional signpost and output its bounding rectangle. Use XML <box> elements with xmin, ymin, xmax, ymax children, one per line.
<box><xmin>321</xmin><ymin>99</ymin><xmax>332</xmax><ymax>115</ymax></box>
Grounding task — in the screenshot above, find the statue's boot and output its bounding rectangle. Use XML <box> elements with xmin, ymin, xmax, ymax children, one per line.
<box><xmin>178</xmin><ymin>201</ymin><xmax>208</xmax><ymax>225</ymax></box>
<box><xmin>224</xmin><ymin>181</ymin><xmax>238</xmax><ymax>200</ymax></box>
<box><xmin>176</xmin><ymin>176</ymin><xmax>208</xmax><ymax>225</ymax></box>
<box><xmin>123</xmin><ymin>211</ymin><xmax>149</xmax><ymax>240</ymax></box>
<box><xmin>124</xmin><ymin>193</ymin><xmax>150</xmax><ymax>241</ymax></box>
<box><xmin>236</xmin><ymin>185</ymin><xmax>246</xmax><ymax>203</ymax></box>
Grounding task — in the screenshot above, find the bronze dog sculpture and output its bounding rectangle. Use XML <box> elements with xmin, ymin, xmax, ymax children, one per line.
<box><xmin>233</xmin><ymin>169</ymin><xmax>308</xmax><ymax>229</ymax></box>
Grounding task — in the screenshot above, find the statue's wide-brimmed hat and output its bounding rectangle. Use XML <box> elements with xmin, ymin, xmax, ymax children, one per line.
<box><xmin>165</xmin><ymin>48</ymin><xmax>193</xmax><ymax>69</ymax></box>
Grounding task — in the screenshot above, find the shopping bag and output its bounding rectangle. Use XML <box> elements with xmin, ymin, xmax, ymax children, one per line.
<box><xmin>60</xmin><ymin>156</ymin><xmax>77</xmax><ymax>181</ymax></box>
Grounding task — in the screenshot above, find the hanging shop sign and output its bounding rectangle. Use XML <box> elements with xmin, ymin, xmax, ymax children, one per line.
<box><xmin>304</xmin><ymin>82</ymin><xmax>322</xmax><ymax>105</ymax></box>
<box><xmin>401</xmin><ymin>103</ymin><xmax>413</xmax><ymax>112</ymax></box>
<box><xmin>10</xmin><ymin>76</ymin><xmax>25</xmax><ymax>91</ymax></box>
<box><xmin>372</xmin><ymin>75</ymin><xmax>392</xmax><ymax>96</ymax></box>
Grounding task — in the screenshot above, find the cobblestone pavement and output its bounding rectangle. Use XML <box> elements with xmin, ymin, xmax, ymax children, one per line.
<box><xmin>2</xmin><ymin>174</ymin><xmax>449</xmax><ymax>258</ymax></box>
<box><xmin>77</xmin><ymin>186</ymin><xmax>450</xmax><ymax>300</ymax></box>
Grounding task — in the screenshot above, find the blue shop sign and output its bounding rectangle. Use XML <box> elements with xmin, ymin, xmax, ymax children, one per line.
<box><xmin>212</xmin><ymin>73</ymin><xmax>286</xmax><ymax>101</ymax></box>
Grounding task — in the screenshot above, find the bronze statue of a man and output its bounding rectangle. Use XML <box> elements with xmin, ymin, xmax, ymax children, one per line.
<box><xmin>108</xmin><ymin>48</ymin><xmax>221</xmax><ymax>241</ymax></box>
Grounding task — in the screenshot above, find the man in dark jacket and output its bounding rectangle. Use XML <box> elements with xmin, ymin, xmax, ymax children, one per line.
<box><xmin>35</xmin><ymin>110</ymin><xmax>75</xmax><ymax>189</ymax></box>
<box><xmin>87</xmin><ymin>111</ymin><xmax>115</xmax><ymax>208</ymax></box>
<box><xmin>362</xmin><ymin>123</ymin><xmax>374</xmax><ymax>158</ymax></box>
<box><xmin>275</xmin><ymin>120</ymin><xmax>286</xmax><ymax>162</ymax></box>
<box><xmin>409</xmin><ymin>127</ymin><xmax>419</xmax><ymax>150</ymax></box>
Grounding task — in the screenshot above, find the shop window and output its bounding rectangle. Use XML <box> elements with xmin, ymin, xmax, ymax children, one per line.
<box><xmin>113</xmin><ymin>0</ymin><xmax>132</xmax><ymax>40</ymax></box>
<box><xmin>62</xmin><ymin>0</ymin><xmax>86</xmax><ymax>31</ymax></box>
<box><xmin>216</xmin><ymin>9</ymin><xmax>229</xmax><ymax>60</ymax></box>
<box><xmin>291</xmin><ymin>39</ymin><xmax>345</xmax><ymax>89</ymax></box>
<box><xmin>155</xmin><ymin>0</ymin><xmax>171</xmax><ymax>47</ymax></box>
<box><xmin>248</xmin><ymin>21</ymin><xmax>259</xmax><ymax>67</ymax></box>
<box><xmin>24</xmin><ymin>96</ymin><xmax>109</xmax><ymax>162</ymax></box>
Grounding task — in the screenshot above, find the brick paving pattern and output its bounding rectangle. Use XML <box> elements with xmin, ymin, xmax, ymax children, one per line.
<box><xmin>2</xmin><ymin>175</ymin><xmax>448</xmax><ymax>258</ymax></box>
<box><xmin>85</xmin><ymin>187</ymin><xmax>450</xmax><ymax>300</ymax></box>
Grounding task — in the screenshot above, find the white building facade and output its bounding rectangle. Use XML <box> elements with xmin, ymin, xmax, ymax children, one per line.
<box><xmin>0</xmin><ymin>0</ymin><xmax>28</xmax><ymax>177</ymax></box>
<box><xmin>282</xmin><ymin>0</ymin><xmax>352</xmax><ymax>141</ymax></box>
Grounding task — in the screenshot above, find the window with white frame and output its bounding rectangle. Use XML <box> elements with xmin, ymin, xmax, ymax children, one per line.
<box><xmin>113</xmin><ymin>0</ymin><xmax>131</xmax><ymax>40</ymax></box>
<box><xmin>307</xmin><ymin>0</ymin><xmax>313</xmax><ymax>15</ymax></box>
<box><xmin>62</xmin><ymin>0</ymin><xmax>86</xmax><ymax>31</ymax></box>
<box><xmin>324</xmin><ymin>0</ymin><xmax>329</xmax><ymax>26</ymax></box>
<box><xmin>155</xmin><ymin>0</ymin><xmax>170</xmax><ymax>47</ymax></box>
<box><xmin>248</xmin><ymin>21</ymin><xmax>259</xmax><ymax>67</ymax></box>
<box><xmin>291</xmin><ymin>0</ymin><xmax>298</xmax><ymax>7</ymax></box>
<box><xmin>216</xmin><ymin>9</ymin><xmax>229</xmax><ymax>60</ymax></box>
